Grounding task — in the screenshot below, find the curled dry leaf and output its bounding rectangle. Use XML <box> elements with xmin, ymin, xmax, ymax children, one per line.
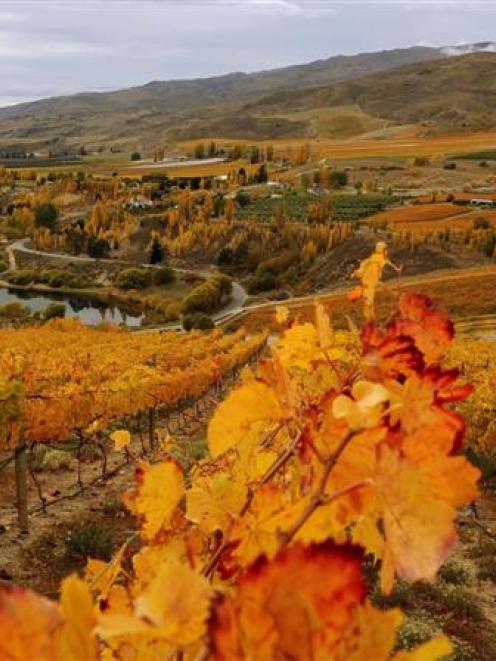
<box><xmin>110</xmin><ymin>429</ymin><xmax>131</xmax><ymax>451</ymax></box>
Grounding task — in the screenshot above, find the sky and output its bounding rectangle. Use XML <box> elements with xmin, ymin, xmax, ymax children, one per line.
<box><xmin>0</xmin><ymin>0</ymin><xmax>495</xmax><ymax>107</ymax></box>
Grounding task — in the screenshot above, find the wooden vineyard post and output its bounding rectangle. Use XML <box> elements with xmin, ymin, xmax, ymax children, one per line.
<box><xmin>148</xmin><ymin>407</ymin><xmax>156</xmax><ymax>451</ymax></box>
<box><xmin>14</xmin><ymin>436</ymin><xmax>29</xmax><ymax>534</ymax></box>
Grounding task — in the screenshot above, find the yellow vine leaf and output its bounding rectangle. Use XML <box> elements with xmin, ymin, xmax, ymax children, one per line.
<box><xmin>394</xmin><ymin>635</ymin><xmax>453</xmax><ymax>660</ymax></box>
<box><xmin>186</xmin><ymin>472</ymin><xmax>247</xmax><ymax>535</ymax></box>
<box><xmin>105</xmin><ymin>585</ymin><xmax>132</xmax><ymax>616</ymax></box>
<box><xmin>336</xmin><ymin>601</ymin><xmax>403</xmax><ymax>660</ymax></box>
<box><xmin>100</xmin><ymin>638</ymin><xmax>175</xmax><ymax>661</ymax></box>
<box><xmin>208</xmin><ymin>382</ymin><xmax>283</xmax><ymax>458</ymax></box>
<box><xmin>233</xmin><ymin>447</ymin><xmax>279</xmax><ymax>484</ymax></box>
<box><xmin>57</xmin><ymin>575</ymin><xmax>98</xmax><ymax>661</ymax></box>
<box><xmin>132</xmin><ymin>539</ymin><xmax>188</xmax><ymax>594</ymax></box>
<box><xmin>135</xmin><ymin>561</ymin><xmax>212</xmax><ymax>646</ymax></box>
<box><xmin>99</xmin><ymin>562</ymin><xmax>212</xmax><ymax>649</ymax></box>
<box><xmin>332</xmin><ymin>380</ymin><xmax>390</xmax><ymax>431</ymax></box>
<box><xmin>274</xmin><ymin>322</ymin><xmax>324</xmax><ymax>371</ymax></box>
<box><xmin>124</xmin><ymin>459</ymin><xmax>184</xmax><ymax>541</ymax></box>
<box><xmin>375</xmin><ymin>445</ymin><xmax>475</xmax><ymax>593</ymax></box>
<box><xmin>110</xmin><ymin>429</ymin><xmax>131</xmax><ymax>451</ymax></box>
<box><xmin>351</xmin><ymin>512</ymin><xmax>385</xmax><ymax>560</ymax></box>
<box><xmin>84</xmin><ymin>542</ymin><xmax>126</xmax><ymax>600</ymax></box>
<box><xmin>230</xmin><ymin>484</ymin><xmax>297</xmax><ymax>566</ymax></box>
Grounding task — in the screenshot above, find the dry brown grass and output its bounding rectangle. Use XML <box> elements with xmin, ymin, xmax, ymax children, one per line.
<box><xmin>179</xmin><ymin>131</ymin><xmax>496</xmax><ymax>161</ymax></box>
<box><xmin>367</xmin><ymin>203</ymin><xmax>467</xmax><ymax>225</ymax></box>
<box><xmin>396</xmin><ymin>209</ymin><xmax>496</xmax><ymax>235</ymax></box>
<box><xmin>119</xmin><ymin>160</ymin><xmax>260</xmax><ymax>179</ymax></box>
<box><xmin>238</xmin><ymin>268</ymin><xmax>496</xmax><ymax>334</ymax></box>
<box><xmin>366</xmin><ymin>202</ymin><xmax>496</xmax><ymax>236</ymax></box>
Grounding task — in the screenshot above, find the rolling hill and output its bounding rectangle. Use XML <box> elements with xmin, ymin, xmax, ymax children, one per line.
<box><xmin>1</xmin><ymin>44</ymin><xmax>496</xmax><ymax>152</ymax></box>
<box><xmin>249</xmin><ymin>52</ymin><xmax>496</xmax><ymax>134</ymax></box>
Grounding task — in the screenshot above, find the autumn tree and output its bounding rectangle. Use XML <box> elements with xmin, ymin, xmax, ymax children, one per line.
<box><xmin>149</xmin><ymin>233</ymin><xmax>165</xmax><ymax>264</ymax></box>
<box><xmin>34</xmin><ymin>202</ymin><xmax>58</xmax><ymax>230</ymax></box>
<box><xmin>194</xmin><ymin>143</ymin><xmax>206</xmax><ymax>159</ymax></box>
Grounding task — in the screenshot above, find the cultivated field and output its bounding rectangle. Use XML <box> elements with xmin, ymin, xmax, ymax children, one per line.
<box><xmin>367</xmin><ymin>203</ymin><xmax>468</xmax><ymax>225</ymax></box>
<box><xmin>180</xmin><ymin>130</ymin><xmax>496</xmax><ymax>161</ymax></box>
<box><xmin>365</xmin><ymin>202</ymin><xmax>496</xmax><ymax>236</ymax></box>
<box><xmin>119</xmin><ymin>159</ymin><xmax>260</xmax><ymax>179</ymax></box>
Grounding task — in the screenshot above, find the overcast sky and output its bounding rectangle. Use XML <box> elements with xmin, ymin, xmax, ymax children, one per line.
<box><xmin>0</xmin><ymin>0</ymin><xmax>495</xmax><ymax>107</ymax></box>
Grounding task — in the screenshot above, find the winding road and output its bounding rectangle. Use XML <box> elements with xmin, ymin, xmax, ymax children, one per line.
<box><xmin>7</xmin><ymin>239</ymin><xmax>496</xmax><ymax>337</ymax></box>
<box><xmin>6</xmin><ymin>238</ymin><xmax>248</xmax><ymax>329</ymax></box>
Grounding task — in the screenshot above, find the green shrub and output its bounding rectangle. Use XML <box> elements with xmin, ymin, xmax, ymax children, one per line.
<box><xmin>248</xmin><ymin>272</ymin><xmax>277</xmax><ymax>294</ymax></box>
<box><xmin>28</xmin><ymin>268</ymin><xmax>87</xmax><ymax>289</ymax></box>
<box><xmin>438</xmin><ymin>559</ymin><xmax>471</xmax><ymax>585</ymax></box>
<box><xmin>255</xmin><ymin>251</ymin><xmax>299</xmax><ymax>278</ymax></box>
<box><xmin>449</xmin><ymin>639</ymin><xmax>477</xmax><ymax>661</ymax></box>
<box><xmin>0</xmin><ymin>301</ymin><xmax>31</xmax><ymax>319</ymax></box>
<box><xmin>162</xmin><ymin>301</ymin><xmax>182</xmax><ymax>322</ymax></box>
<box><xmin>34</xmin><ymin>203</ymin><xmax>58</xmax><ymax>229</ymax></box>
<box><xmin>77</xmin><ymin>442</ymin><xmax>103</xmax><ymax>462</ymax></box>
<box><xmin>235</xmin><ymin>191</ymin><xmax>251</xmax><ymax>207</ymax></box>
<box><xmin>42</xmin><ymin>449</ymin><xmax>72</xmax><ymax>471</ymax></box>
<box><xmin>182</xmin><ymin>312</ymin><xmax>215</xmax><ymax>331</ymax></box>
<box><xmin>43</xmin><ymin>302</ymin><xmax>66</xmax><ymax>321</ymax></box>
<box><xmin>280</xmin><ymin>265</ymin><xmax>299</xmax><ymax>285</ymax></box>
<box><xmin>130</xmin><ymin>151</ymin><xmax>141</xmax><ymax>161</ymax></box>
<box><xmin>273</xmin><ymin>290</ymin><xmax>290</xmax><ymax>300</ymax></box>
<box><xmin>182</xmin><ymin>276</ymin><xmax>232</xmax><ymax>314</ymax></box>
<box><xmin>149</xmin><ymin>236</ymin><xmax>164</xmax><ymax>264</ymax></box>
<box><xmin>6</xmin><ymin>268</ymin><xmax>85</xmax><ymax>289</ymax></box>
<box><xmin>28</xmin><ymin>444</ymin><xmax>47</xmax><ymax>472</ymax></box>
<box><xmin>152</xmin><ymin>267</ymin><xmax>175</xmax><ymax>286</ymax></box>
<box><xmin>477</xmin><ymin>556</ymin><xmax>496</xmax><ymax>583</ymax></box>
<box><xmin>167</xmin><ymin>437</ymin><xmax>208</xmax><ymax>473</ymax></box>
<box><xmin>114</xmin><ymin>267</ymin><xmax>152</xmax><ymax>290</ymax></box>
<box><xmin>101</xmin><ymin>497</ymin><xmax>126</xmax><ymax>516</ymax></box>
<box><xmin>65</xmin><ymin>522</ymin><xmax>113</xmax><ymax>561</ymax></box>
<box><xmin>396</xmin><ymin>611</ymin><xmax>441</xmax><ymax>650</ymax></box>
<box><xmin>465</xmin><ymin>447</ymin><xmax>496</xmax><ymax>480</ymax></box>
<box><xmin>434</xmin><ymin>583</ymin><xmax>482</xmax><ymax>619</ymax></box>
<box><xmin>88</xmin><ymin>235</ymin><xmax>110</xmax><ymax>258</ymax></box>
<box><xmin>6</xmin><ymin>269</ymin><xmax>36</xmax><ymax>286</ymax></box>
<box><xmin>217</xmin><ymin>247</ymin><xmax>233</xmax><ymax>266</ymax></box>
<box><xmin>330</xmin><ymin>170</ymin><xmax>348</xmax><ymax>188</ymax></box>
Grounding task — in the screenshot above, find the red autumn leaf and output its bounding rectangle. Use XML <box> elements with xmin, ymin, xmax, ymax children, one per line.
<box><xmin>210</xmin><ymin>542</ymin><xmax>365</xmax><ymax>660</ymax></box>
<box><xmin>390</xmin><ymin>293</ymin><xmax>454</xmax><ymax>365</ymax></box>
<box><xmin>360</xmin><ymin>321</ymin><xmax>423</xmax><ymax>381</ymax></box>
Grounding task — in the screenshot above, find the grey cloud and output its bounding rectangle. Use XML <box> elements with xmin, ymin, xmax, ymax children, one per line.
<box><xmin>0</xmin><ymin>0</ymin><xmax>493</xmax><ymax>107</ymax></box>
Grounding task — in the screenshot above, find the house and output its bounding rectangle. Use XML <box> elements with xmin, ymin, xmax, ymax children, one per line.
<box><xmin>123</xmin><ymin>197</ymin><xmax>153</xmax><ymax>210</ymax></box>
<box><xmin>469</xmin><ymin>198</ymin><xmax>495</xmax><ymax>207</ymax></box>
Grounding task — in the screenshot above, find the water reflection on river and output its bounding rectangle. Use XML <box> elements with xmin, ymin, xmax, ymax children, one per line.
<box><xmin>0</xmin><ymin>288</ymin><xmax>143</xmax><ymax>327</ymax></box>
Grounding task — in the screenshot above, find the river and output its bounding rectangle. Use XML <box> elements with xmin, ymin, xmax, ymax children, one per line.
<box><xmin>0</xmin><ymin>288</ymin><xmax>144</xmax><ymax>327</ymax></box>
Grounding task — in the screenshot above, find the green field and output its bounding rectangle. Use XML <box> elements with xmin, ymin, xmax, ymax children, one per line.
<box><xmin>235</xmin><ymin>191</ymin><xmax>394</xmax><ymax>222</ymax></box>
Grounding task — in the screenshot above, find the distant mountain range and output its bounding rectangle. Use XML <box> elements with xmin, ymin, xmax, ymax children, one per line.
<box><xmin>440</xmin><ymin>41</ymin><xmax>496</xmax><ymax>56</ymax></box>
<box><xmin>1</xmin><ymin>43</ymin><xmax>496</xmax><ymax>153</ymax></box>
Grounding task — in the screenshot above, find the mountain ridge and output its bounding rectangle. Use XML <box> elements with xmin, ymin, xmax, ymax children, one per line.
<box><xmin>1</xmin><ymin>44</ymin><xmax>496</xmax><ymax>152</ymax></box>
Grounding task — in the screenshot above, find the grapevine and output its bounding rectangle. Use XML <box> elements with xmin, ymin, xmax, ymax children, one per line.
<box><xmin>0</xmin><ymin>247</ymin><xmax>480</xmax><ymax>659</ymax></box>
